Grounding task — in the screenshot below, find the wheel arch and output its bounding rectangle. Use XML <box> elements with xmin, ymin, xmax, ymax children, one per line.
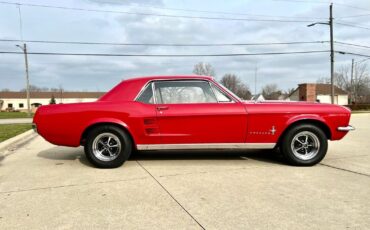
<box><xmin>80</xmin><ymin>119</ymin><xmax>136</xmax><ymax>148</ymax></box>
<box><xmin>278</xmin><ymin>118</ymin><xmax>332</xmax><ymax>146</ymax></box>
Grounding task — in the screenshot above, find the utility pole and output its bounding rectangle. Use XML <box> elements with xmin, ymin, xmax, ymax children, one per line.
<box><xmin>17</xmin><ymin>44</ymin><xmax>31</xmax><ymax>116</ymax></box>
<box><xmin>329</xmin><ymin>3</ymin><xmax>335</xmax><ymax>104</ymax></box>
<box><xmin>16</xmin><ymin>4</ymin><xmax>31</xmax><ymax>116</ymax></box>
<box><xmin>350</xmin><ymin>58</ymin><xmax>354</xmax><ymax>104</ymax></box>
<box><xmin>307</xmin><ymin>3</ymin><xmax>335</xmax><ymax>104</ymax></box>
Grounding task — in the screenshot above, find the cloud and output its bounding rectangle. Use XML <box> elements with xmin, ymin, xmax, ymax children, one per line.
<box><xmin>0</xmin><ymin>0</ymin><xmax>369</xmax><ymax>92</ymax></box>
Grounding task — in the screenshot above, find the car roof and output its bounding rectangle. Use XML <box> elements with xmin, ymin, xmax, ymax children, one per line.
<box><xmin>122</xmin><ymin>75</ymin><xmax>214</xmax><ymax>82</ymax></box>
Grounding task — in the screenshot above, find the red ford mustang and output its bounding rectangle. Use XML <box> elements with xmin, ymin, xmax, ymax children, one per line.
<box><xmin>33</xmin><ymin>75</ymin><xmax>354</xmax><ymax>168</ymax></box>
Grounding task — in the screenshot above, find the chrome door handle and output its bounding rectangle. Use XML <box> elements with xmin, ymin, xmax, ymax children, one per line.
<box><xmin>156</xmin><ymin>106</ymin><xmax>169</xmax><ymax>111</ymax></box>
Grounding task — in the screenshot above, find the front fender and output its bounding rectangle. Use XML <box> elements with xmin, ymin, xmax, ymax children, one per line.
<box><xmin>281</xmin><ymin>114</ymin><xmax>332</xmax><ymax>140</ymax></box>
<box><xmin>285</xmin><ymin>114</ymin><xmax>327</xmax><ymax>127</ymax></box>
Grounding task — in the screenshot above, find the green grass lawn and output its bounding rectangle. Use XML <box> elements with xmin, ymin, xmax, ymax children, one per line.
<box><xmin>0</xmin><ymin>112</ymin><xmax>33</xmax><ymax>119</ymax></box>
<box><xmin>352</xmin><ymin>111</ymin><xmax>370</xmax><ymax>114</ymax></box>
<box><xmin>0</xmin><ymin>124</ymin><xmax>32</xmax><ymax>143</ymax></box>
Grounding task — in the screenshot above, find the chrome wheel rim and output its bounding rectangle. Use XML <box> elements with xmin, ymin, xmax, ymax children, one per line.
<box><xmin>92</xmin><ymin>133</ymin><xmax>122</xmax><ymax>161</ymax></box>
<box><xmin>291</xmin><ymin>131</ymin><xmax>320</xmax><ymax>161</ymax></box>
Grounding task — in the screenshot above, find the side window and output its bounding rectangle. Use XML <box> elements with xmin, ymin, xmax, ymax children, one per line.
<box><xmin>155</xmin><ymin>81</ymin><xmax>217</xmax><ymax>104</ymax></box>
<box><xmin>211</xmin><ymin>84</ymin><xmax>233</xmax><ymax>102</ymax></box>
<box><xmin>136</xmin><ymin>83</ymin><xmax>154</xmax><ymax>104</ymax></box>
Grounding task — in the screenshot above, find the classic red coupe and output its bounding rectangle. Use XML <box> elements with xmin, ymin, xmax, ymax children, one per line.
<box><xmin>33</xmin><ymin>75</ymin><xmax>354</xmax><ymax>168</ymax></box>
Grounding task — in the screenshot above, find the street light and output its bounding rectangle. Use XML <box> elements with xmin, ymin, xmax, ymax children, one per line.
<box><xmin>307</xmin><ymin>3</ymin><xmax>335</xmax><ymax>104</ymax></box>
<box><xmin>307</xmin><ymin>22</ymin><xmax>329</xmax><ymax>27</ymax></box>
<box><xmin>16</xmin><ymin>43</ymin><xmax>31</xmax><ymax>116</ymax></box>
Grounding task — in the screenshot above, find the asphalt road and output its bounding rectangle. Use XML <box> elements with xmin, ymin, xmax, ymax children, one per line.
<box><xmin>0</xmin><ymin>114</ymin><xmax>369</xmax><ymax>229</ymax></box>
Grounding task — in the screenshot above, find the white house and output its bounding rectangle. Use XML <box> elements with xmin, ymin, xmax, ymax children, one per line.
<box><xmin>0</xmin><ymin>91</ymin><xmax>105</xmax><ymax>112</ymax></box>
<box><xmin>288</xmin><ymin>83</ymin><xmax>348</xmax><ymax>105</ymax></box>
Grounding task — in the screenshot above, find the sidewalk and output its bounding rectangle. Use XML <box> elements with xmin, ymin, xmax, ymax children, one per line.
<box><xmin>0</xmin><ymin>118</ymin><xmax>33</xmax><ymax>124</ymax></box>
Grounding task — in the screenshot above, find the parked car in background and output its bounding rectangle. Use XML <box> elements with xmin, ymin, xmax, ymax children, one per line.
<box><xmin>33</xmin><ymin>75</ymin><xmax>354</xmax><ymax>168</ymax></box>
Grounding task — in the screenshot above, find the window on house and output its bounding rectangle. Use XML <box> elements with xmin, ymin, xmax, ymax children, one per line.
<box><xmin>19</xmin><ymin>103</ymin><xmax>24</xmax><ymax>108</ymax></box>
<box><xmin>8</xmin><ymin>103</ymin><xmax>13</xmax><ymax>108</ymax></box>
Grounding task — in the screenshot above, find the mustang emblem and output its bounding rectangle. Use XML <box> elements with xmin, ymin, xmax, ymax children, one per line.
<box><xmin>270</xmin><ymin>126</ymin><xmax>276</xmax><ymax>135</ymax></box>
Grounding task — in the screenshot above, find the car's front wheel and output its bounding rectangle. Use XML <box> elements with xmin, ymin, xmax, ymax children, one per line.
<box><xmin>280</xmin><ymin>124</ymin><xmax>328</xmax><ymax>166</ymax></box>
<box><xmin>84</xmin><ymin>125</ymin><xmax>132</xmax><ymax>168</ymax></box>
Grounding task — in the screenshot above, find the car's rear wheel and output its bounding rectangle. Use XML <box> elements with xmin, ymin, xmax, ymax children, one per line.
<box><xmin>280</xmin><ymin>124</ymin><xmax>328</xmax><ymax>166</ymax></box>
<box><xmin>84</xmin><ymin>125</ymin><xmax>132</xmax><ymax>168</ymax></box>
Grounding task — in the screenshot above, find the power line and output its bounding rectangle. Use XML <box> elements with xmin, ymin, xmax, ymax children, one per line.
<box><xmin>0</xmin><ymin>39</ymin><xmax>329</xmax><ymax>47</ymax></box>
<box><xmin>92</xmin><ymin>0</ymin><xmax>327</xmax><ymax>20</ymax></box>
<box><xmin>272</xmin><ymin>0</ymin><xmax>328</xmax><ymax>4</ymax></box>
<box><xmin>0</xmin><ymin>50</ymin><xmax>329</xmax><ymax>57</ymax></box>
<box><xmin>273</xmin><ymin>0</ymin><xmax>370</xmax><ymax>12</ymax></box>
<box><xmin>0</xmin><ymin>1</ymin><xmax>314</xmax><ymax>23</ymax></box>
<box><xmin>333</xmin><ymin>3</ymin><xmax>370</xmax><ymax>13</ymax></box>
<box><xmin>334</xmin><ymin>41</ymin><xmax>370</xmax><ymax>50</ymax></box>
<box><xmin>337</xmin><ymin>13</ymin><xmax>370</xmax><ymax>19</ymax></box>
<box><xmin>335</xmin><ymin>22</ymin><xmax>370</xmax><ymax>31</ymax></box>
<box><xmin>337</xmin><ymin>51</ymin><xmax>370</xmax><ymax>58</ymax></box>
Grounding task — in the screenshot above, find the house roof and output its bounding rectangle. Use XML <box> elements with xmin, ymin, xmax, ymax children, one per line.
<box><xmin>0</xmin><ymin>91</ymin><xmax>105</xmax><ymax>99</ymax></box>
<box><xmin>314</xmin><ymin>84</ymin><xmax>347</xmax><ymax>95</ymax></box>
<box><xmin>292</xmin><ymin>83</ymin><xmax>348</xmax><ymax>96</ymax></box>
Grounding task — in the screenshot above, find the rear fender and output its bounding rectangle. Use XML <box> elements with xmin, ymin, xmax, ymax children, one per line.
<box><xmin>81</xmin><ymin>118</ymin><xmax>134</xmax><ymax>145</ymax></box>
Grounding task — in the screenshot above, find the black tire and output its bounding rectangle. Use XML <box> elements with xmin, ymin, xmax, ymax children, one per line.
<box><xmin>84</xmin><ymin>125</ymin><xmax>132</xmax><ymax>168</ymax></box>
<box><xmin>280</xmin><ymin>124</ymin><xmax>328</xmax><ymax>166</ymax></box>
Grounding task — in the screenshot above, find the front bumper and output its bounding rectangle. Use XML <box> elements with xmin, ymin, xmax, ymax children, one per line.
<box><xmin>337</xmin><ymin>125</ymin><xmax>355</xmax><ymax>132</ymax></box>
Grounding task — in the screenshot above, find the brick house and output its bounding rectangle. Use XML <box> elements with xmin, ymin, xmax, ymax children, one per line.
<box><xmin>0</xmin><ymin>91</ymin><xmax>105</xmax><ymax>112</ymax></box>
<box><xmin>288</xmin><ymin>83</ymin><xmax>348</xmax><ymax>105</ymax></box>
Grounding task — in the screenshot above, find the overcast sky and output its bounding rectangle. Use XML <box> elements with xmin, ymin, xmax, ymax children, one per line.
<box><xmin>0</xmin><ymin>0</ymin><xmax>369</xmax><ymax>92</ymax></box>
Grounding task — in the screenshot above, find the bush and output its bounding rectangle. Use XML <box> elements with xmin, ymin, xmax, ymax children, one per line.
<box><xmin>344</xmin><ymin>104</ymin><xmax>370</xmax><ymax>111</ymax></box>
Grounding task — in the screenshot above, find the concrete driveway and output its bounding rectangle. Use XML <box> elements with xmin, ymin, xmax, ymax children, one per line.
<box><xmin>0</xmin><ymin>114</ymin><xmax>369</xmax><ymax>229</ymax></box>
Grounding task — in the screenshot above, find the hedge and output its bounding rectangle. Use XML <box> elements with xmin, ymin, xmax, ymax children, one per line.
<box><xmin>344</xmin><ymin>104</ymin><xmax>370</xmax><ymax>111</ymax></box>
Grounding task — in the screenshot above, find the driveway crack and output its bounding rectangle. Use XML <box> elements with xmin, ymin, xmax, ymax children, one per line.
<box><xmin>0</xmin><ymin>176</ymin><xmax>148</xmax><ymax>194</ymax></box>
<box><xmin>136</xmin><ymin>160</ymin><xmax>205</xmax><ymax>230</ymax></box>
<box><xmin>320</xmin><ymin>163</ymin><xmax>370</xmax><ymax>177</ymax></box>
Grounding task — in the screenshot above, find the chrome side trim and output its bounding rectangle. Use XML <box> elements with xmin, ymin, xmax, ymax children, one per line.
<box><xmin>136</xmin><ymin>143</ymin><xmax>276</xmax><ymax>150</ymax></box>
<box><xmin>337</xmin><ymin>125</ymin><xmax>355</xmax><ymax>131</ymax></box>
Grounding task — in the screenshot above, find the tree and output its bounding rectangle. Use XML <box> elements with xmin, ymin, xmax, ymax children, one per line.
<box><xmin>193</xmin><ymin>62</ymin><xmax>215</xmax><ymax>77</ymax></box>
<box><xmin>262</xmin><ymin>83</ymin><xmax>282</xmax><ymax>100</ymax></box>
<box><xmin>49</xmin><ymin>95</ymin><xmax>56</xmax><ymax>104</ymax></box>
<box><xmin>220</xmin><ymin>74</ymin><xmax>252</xmax><ymax>100</ymax></box>
<box><xmin>317</xmin><ymin>62</ymin><xmax>370</xmax><ymax>103</ymax></box>
<box><xmin>285</xmin><ymin>87</ymin><xmax>296</xmax><ymax>96</ymax></box>
<box><xmin>20</xmin><ymin>85</ymin><xmax>45</xmax><ymax>92</ymax></box>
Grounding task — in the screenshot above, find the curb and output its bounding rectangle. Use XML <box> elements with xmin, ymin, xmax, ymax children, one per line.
<box><xmin>0</xmin><ymin>130</ymin><xmax>35</xmax><ymax>152</ymax></box>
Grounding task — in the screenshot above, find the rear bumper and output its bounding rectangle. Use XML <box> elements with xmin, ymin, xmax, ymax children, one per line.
<box><xmin>337</xmin><ymin>125</ymin><xmax>355</xmax><ymax>132</ymax></box>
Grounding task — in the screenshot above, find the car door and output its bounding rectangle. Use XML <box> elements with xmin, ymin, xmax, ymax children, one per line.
<box><xmin>154</xmin><ymin>80</ymin><xmax>248</xmax><ymax>144</ymax></box>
